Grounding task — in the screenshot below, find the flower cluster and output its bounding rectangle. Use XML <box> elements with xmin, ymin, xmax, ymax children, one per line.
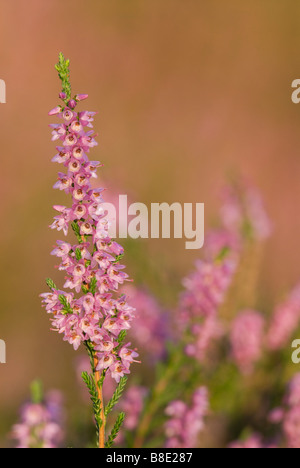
<box><xmin>230</xmin><ymin>310</ymin><xmax>265</xmax><ymax>374</ymax></box>
<box><xmin>12</xmin><ymin>391</ymin><xmax>64</xmax><ymax>449</ymax></box>
<box><xmin>177</xmin><ymin>181</ymin><xmax>271</xmax><ymax>364</ymax></box>
<box><xmin>229</xmin><ymin>434</ymin><xmax>276</xmax><ymax>449</ymax></box>
<box><xmin>165</xmin><ymin>387</ymin><xmax>209</xmax><ymax>448</ymax></box>
<box><xmin>178</xmin><ymin>259</ymin><xmax>236</xmax><ymax>361</ymax></box>
<box><xmin>269</xmin><ymin>373</ymin><xmax>300</xmax><ymax>448</ymax></box>
<box><xmin>267</xmin><ymin>284</ymin><xmax>300</xmax><ymax>350</ymax></box>
<box><xmin>220</xmin><ymin>181</ymin><xmax>272</xmax><ymax>241</ymax></box>
<box><xmin>230</xmin><ymin>374</ymin><xmax>300</xmax><ymax>449</ymax></box>
<box><xmin>41</xmin><ymin>92</ymin><xmax>138</xmax><ymax>383</ymax></box>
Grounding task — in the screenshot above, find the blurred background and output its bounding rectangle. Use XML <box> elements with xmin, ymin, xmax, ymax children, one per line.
<box><xmin>1</xmin><ymin>0</ymin><xmax>300</xmax><ymax>447</ymax></box>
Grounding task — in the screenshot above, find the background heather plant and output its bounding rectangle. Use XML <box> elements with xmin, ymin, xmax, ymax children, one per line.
<box><xmin>11</xmin><ymin>381</ymin><xmax>65</xmax><ymax>449</ymax></box>
<box><xmin>40</xmin><ymin>54</ymin><xmax>138</xmax><ymax>448</ymax></box>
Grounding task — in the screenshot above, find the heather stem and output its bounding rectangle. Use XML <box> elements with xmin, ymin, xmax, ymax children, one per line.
<box><xmin>94</xmin><ymin>357</ymin><xmax>106</xmax><ymax>448</ymax></box>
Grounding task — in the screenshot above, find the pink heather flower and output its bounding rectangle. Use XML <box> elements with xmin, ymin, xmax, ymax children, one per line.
<box><xmin>11</xmin><ymin>392</ymin><xmax>64</xmax><ymax>449</ymax></box>
<box><xmin>165</xmin><ymin>387</ymin><xmax>209</xmax><ymax>448</ymax></box>
<box><xmin>120</xmin><ymin>386</ymin><xmax>148</xmax><ymax>431</ymax></box>
<box><xmin>75</xmin><ymin>355</ymin><xmax>118</xmax><ymax>403</ymax></box>
<box><xmin>177</xmin><ymin>258</ymin><xmax>236</xmax><ymax>362</ymax></box>
<box><xmin>51</xmin><ymin>240</ymin><xmax>71</xmax><ymax>259</ymax></box>
<box><xmin>67</xmin><ymin>99</ymin><xmax>77</xmax><ymax>109</ymax></box>
<box><xmin>203</xmin><ymin>228</ymin><xmax>242</xmax><ymax>262</ymax></box>
<box><xmin>119</xmin><ymin>343</ymin><xmax>139</xmax><ymax>366</ymax></box>
<box><xmin>267</xmin><ymin>284</ymin><xmax>300</xmax><ymax>350</ymax></box>
<box><xmin>229</xmin><ymin>434</ymin><xmax>269</xmax><ymax>449</ymax></box>
<box><xmin>283</xmin><ymin>406</ymin><xmax>300</xmax><ymax>448</ymax></box>
<box><xmin>50</xmin><ymin>123</ymin><xmax>67</xmax><ymax>141</ymax></box>
<box><xmin>76</xmin><ymin>94</ymin><xmax>89</xmax><ymax>102</ymax></box>
<box><xmin>220</xmin><ymin>181</ymin><xmax>272</xmax><ymax>241</ymax></box>
<box><xmin>268</xmin><ymin>407</ymin><xmax>285</xmax><ymax>424</ymax></box>
<box><xmin>286</xmin><ymin>373</ymin><xmax>300</xmax><ymax>408</ymax></box>
<box><xmin>185</xmin><ymin>315</ymin><xmax>223</xmax><ymax>361</ymax></box>
<box><xmin>110</xmin><ymin>362</ymin><xmax>131</xmax><ymax>383</ymax></box>
<box><xmin>230</xmin><ymin>310</ymin><xmax>265</xmax><ymax>374</ymax></box>
<box><xmin>41</xmin><ymin>92</ymin><xmax>138</xmax><ymax>383</ymax></box>
<box><xmin>267</xmin><ymin>373</ymin><xmax>300</xmax><ymax>447</ymax></box>
<box><xmin>48</xmin><ymin>106</ymin><xmax>62</xmax><ymax>116</ymax></box>
<box><xmin>179</xmin><ymin>259</ymin><xmax>236</xmax><ymax>321</ymax></box>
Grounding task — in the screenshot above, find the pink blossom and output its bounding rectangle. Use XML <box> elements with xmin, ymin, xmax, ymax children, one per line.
<box><xmin>110</xmin><ymin>362</ymin><xmax>130</xmax><ymax>383</ymax></box>
<box><xmin>229</xmin><ymin>434</ymin><xmax>267</xmax><ymax>449</ymax></box>
<box><xmin>220</xmin><ymin>181</ymin><xmax>272</xmax><ymax>241</ymax></box>
<box><xmin>286</xmin><ymin>373</ymin><xmax>300</xmax><ymax>407</ymax></box>
<box><xmin>165</xmin><ymin>387</ymin><xmax>209</xmax><ymax>448</ymax></box>
<box><xmin>283</xmin><ymin>406</ymin><xmax>300</xmax><ymax>448</ymax></box>
<box><xmin>120</xmin><ymin>386</ymin><xmax>148</xmax><ymax>431</ymax></box>
<box><xmin>178</xmin><ymin>258</ymin><xmax>236</xmax><ymax>362</ymax></box>
<box><xmin>48</xmin><ymin>106</ymin><xmax>61</xmax><ymax>116</ymax></box>
<box><xmin>267</xmin><ymin>284</ymin><xmax>300</xmax><ymax>350</ymax></box>
<box><xmin>11</xmin><ymin>391</ymin><xmax>64</xmax><ymax>449</ymax></box>
<box><xmin>185</xmin><ymin>315</ymin><xmax>223</xmax><ymax>361</ymax></box>
<box><xmin>76</xmin><ymin>94</ymin><xmax>89</xmax><ymax>102</ymax></box>
<box><xmin>230</xmin><ymin>310</ymin><xmax>265</xmax><ymax>374</ymax></box>
<box><xmin>268</xmin><ymin>373</ymin><xmax>300</xmax><ymax>447</ymax></box>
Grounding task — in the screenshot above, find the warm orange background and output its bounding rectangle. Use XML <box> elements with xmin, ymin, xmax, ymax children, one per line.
<box><xmin>1</xmin><ymin>0</ymin><xmax>300</xmax><ymax>446</ymax></box>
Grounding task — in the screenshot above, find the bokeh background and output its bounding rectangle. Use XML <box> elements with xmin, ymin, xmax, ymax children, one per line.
<box><xmin>1</xmin><ymin>0</ymin><xmax>300</xmax><ymax>447</ymax></box>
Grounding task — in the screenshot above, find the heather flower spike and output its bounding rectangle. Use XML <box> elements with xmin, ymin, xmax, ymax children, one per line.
<box><xmin>41</xmin><ymin>53</ymin><xmax>138</xmax><ymax>448</ymax></box>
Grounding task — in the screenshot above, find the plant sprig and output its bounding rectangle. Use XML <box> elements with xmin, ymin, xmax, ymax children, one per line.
<box><xmin>71</xmin><ymin>221</ymin><xmax>83</xmax><ymax>244</ymax></box>
<box><xmin>82</xmin><ymin>371</ymin><xmax>103</xmax><ymax>443</ymax></box>
<box><xmin>46</xmin><ymin>278</ymin><xmax>57</xmax><ymax>291</ymax></box>
<box><xmin>105</xmin><ymin>412</ymin><xmax>125</xmax><ymax>448</ymax></box>
<box><xmin>55</xmin><ymin>52</ymin><xmax>71</xmax><ymax>102</ymax></box>
<box><xmin>105</xmin><ymin>377</ymin><xmax>128</xmax><ymax>417</ymax></box>
<box><xmin>58</xmin><ymin>294</ymin><xmax>73</xmax><ymax>315</ymax></box>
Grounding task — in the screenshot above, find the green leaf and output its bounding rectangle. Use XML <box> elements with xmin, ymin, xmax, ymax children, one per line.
<box><xmin>105</xmin><ymin>412</ymin><xmax>125</xmax><ymax>448</ymax></box>
<box><xmin>105</xmin><ymin>377</ymin><xmax>128</xmax><ymax>416</ymax></box>
<box><xmin>81</xmin><ymin>284</ymin><xmax>89</xmax><ymax>294</ymax></box>
<box><xmin>58</xmin><ymin>295</ymin><xmax>73</xmax><ymax>314</ymax></box>
<box><xmin>82</xmin><ymin>371</ymin><xmax>103</xmax><ymax>438</ymax></box>
<box><xmin>75</xmin><ymin>248</ymin><xmax>82</xmax><ymax>261</ymax></box>
<box><xmin>46</xmin><ymin>278</ymin><xmax>57</xmax><ymax>291</ymax></box>
<box><xmin>30</xmin><ymin>380</ymin><xmax>43</xmax><ymax>405</ymax></box>
<box><xmin>215</xmin><ymin>245</ymin><xmax>231</xmax><ymax>263</ymax></box>
<box><xmin>115</xmin><ymin>330</ymin><xmax>127</xmax><ymax>352</ymax></box>
<box><xmin>89</xmin><ymin>276</ymin><xmax>97</xmax><ymax>296</ymax></box>
<box><xmin>55</xmin><ymin>52</ymin><xmax>72</xmax><ymax>101</ymax></box>
<box><xmin>71</xmin><ymin>221</ymin><xmax>83</xmax><ymax>244</ymax></box>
